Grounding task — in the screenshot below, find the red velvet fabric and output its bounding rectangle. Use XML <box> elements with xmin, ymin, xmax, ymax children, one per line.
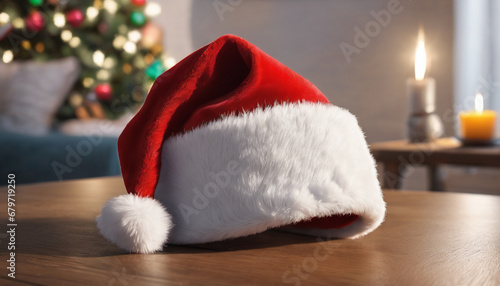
<box><xmin>118</xmin><ymin>34</ymin><xmax>359</xmax><ymax>230</ymax></box>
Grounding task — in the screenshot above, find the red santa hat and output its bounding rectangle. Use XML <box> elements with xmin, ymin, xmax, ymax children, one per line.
<box><xmin>97</xmin><ymin>35</ymin><xmax>385</xmax><ymax>253</ymax></box>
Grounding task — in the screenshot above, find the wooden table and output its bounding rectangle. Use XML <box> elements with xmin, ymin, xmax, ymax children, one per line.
<box><xmin>1</xmin><ymin>177</ymin><xmax>499</xmax><ymax>285</ymax></box>
<box><xmin>370</xmin><ymin>137</ymin><xmax>500</xmax><ymax>191</ymax></box>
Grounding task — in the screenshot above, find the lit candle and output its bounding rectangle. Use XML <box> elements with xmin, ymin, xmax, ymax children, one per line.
<box><xmin>407</xmin><ymin>33</ymin><xmax>435</xmax><ymax>115</ymax></box>
<box><xmin>459</xmin><ymin>93</ymin><xmax>496</xmax><ymax>141</ymax></box>
<box><xmin>406</xmin><ymin>30</ymin><xmax>443</xmax><ymax>142</ymax></box>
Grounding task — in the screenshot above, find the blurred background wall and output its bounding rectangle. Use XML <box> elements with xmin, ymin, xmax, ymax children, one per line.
<box><xmin>157</xmin><ymin>0</ymin><xmax>454</xmax><ymax>143</ymax></box>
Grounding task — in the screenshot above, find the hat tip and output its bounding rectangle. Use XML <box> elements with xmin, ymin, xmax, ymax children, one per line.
<box><xmin>96</xmin><ymin>194</ymin><xmax>172</xmax><ymax>254</ymax></box>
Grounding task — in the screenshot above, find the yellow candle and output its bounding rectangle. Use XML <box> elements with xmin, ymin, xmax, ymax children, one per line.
<box><xmin>459</xmin><ymin>93</ymin><xmax>497</xmax><ymax>140</ymax></box>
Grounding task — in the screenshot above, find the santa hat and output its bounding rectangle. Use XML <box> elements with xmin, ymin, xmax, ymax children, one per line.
<box><xmin>96</xmin><ymin>35</ymin><xmax>385</xmax><ymax>253</ymax></box>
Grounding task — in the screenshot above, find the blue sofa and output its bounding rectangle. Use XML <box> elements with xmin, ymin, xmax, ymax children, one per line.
<box><xmin>0</xmin><ymin>131</ymin><xmax>121</xmax><ymax>185</ymax></box>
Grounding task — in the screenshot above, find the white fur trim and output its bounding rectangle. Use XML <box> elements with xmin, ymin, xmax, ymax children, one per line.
<box><xmin>155</xmin><ymin>102</ymin><xmax>385</xmax><ymax>244</ymax></box>
<box><xmin>96</xmin><ymin>194</ymin><xmax>172</xmax><ymax>253</ymax></box>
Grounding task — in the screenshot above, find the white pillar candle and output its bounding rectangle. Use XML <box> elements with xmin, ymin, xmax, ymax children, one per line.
<box><xmin>406</xmin><ymin>77</ymin><xmax>436</xmax><ymax>114</ymax></box>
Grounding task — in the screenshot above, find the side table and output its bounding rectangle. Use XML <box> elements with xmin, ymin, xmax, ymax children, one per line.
<box><xmin>370</xmin><ymin>137</ymin><xmax>500</xmax><ymax>191</ymax></box>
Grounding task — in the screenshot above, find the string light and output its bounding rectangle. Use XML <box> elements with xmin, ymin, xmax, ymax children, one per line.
<box><xmin>61</xmin><ymin>30</ymin><xmax>73</xmax><ymax>42</ymax></box>
<box><xmin>69</xmin><ymin>36</ymin><xmax>81</xmax><ymax>48</ymax></box>
<box><xmin>0</xmin><ymin>12</ymin><xmax>10</xmax><ymax>25</ymax></box>
<box><xmin>133</xmin><ymin>55</ymin><xmax>145</xmax><ymax>68</ymax></box>
<box><xmin>103</xmin><ymin>57</ymin><xmax>116</xmax><ymax>69</ymax></box>
<box><xmin>53</xmin><ymin>12</ymin><xmax>66</xmax><ymax>28</ymax></box>
<box><xmin>122</xmin><ymin>63</ymin><xmax>132</xmax><ymax>74</ymax></box>
<box><xmin>2</xmin><ymin>50</ymin><xmax>13</xmax><ymax>63</ymax></box>
<box><xmin>21</xmin><ymin>41</ymin><xmax>31</xmax><ymax>50</ymax></box>
<box><xmin>146</xmin><ymin>81</ymin><xmax>154</xmax><ymax>92</ymax></box>
<box><xmin>123</xmin><ymin>41</ymin><xmax>137</xmax><ymax>54</ymax></box>
<box><xmin>35</xmin><ymin>42</ymin><xmax>44</xmax><ymax>53</ymax></box>
<box><xmin>118</xmin><ymin>24</ymin><xmax>128</xmax><ymax>35</ymax></box>
<box><xmin>127</xmin><ymin>30</ymin><xmax>142</xmax><ymax>43</ymax></box>
<box><xmin>82</xmin><ymin>77</ymin><xmax>95</xmax><ymax>88</ymax></box>
<box><xmin>69</xmin><ymin>93</ymin><xmax>83</xmax><ymax>107</ymax></box>
<box><xmin>12</xmin><ymin>18</ymin><xmax>25</xmax><ymax>29</ymax></box>
<box><xmin>86</xmin><ymin>7</ymin><xmax>99</xmax><ymax>21</ymax></box>
<box><xmin>93</xmin><ymin>50</ymin><xmax>105</xmax><ymax>67</ymax></box>
<box><xmin>151</xmin><ymin>43</ymin><xmax>162</xmax><ymax>56</ymax></box>
<box><xmin>164</xmin><ymin>56</ymin><xmax>176</xmax><ymax>69</ymax></box>
<box><xmin>103</xmin><ymin>0</ymin><xmax>118</xmax><ymax>13</ymax></box>
<box><xmin>93</xmin><ymin>0</ymin><xmax>103</xmax><ymax>9</ymax></box>
<box><xmin>97</xmin><ymin>69</ymin><xmax>111</xmax><ymax>80</ymax></box>
<box><xmin>144</xmin><ymin>2</ymin><xmax>161</xmax><ymax>17</ymax></box>
<box><xmin>144</xmin><ymin>53</ymin><xmax>154</xmax><ymax>65</ymax></box>
<box><xmin>113</xmin><ymin>35</ymin><xmax>127</xmax><ymax>49</ymax></box>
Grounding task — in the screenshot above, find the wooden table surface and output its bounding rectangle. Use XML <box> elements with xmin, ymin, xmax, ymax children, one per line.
<box><xmin>1</xmin><ymin>177</ymin><xmax>499</xmax><ymax>285</ymax></box>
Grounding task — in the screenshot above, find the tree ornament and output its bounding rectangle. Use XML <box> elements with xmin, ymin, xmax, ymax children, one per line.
<box><xmin>26</xmin><ymin>11</ymin><xmax>45</xmax><ymax>32</ymax></box>
<box><xmin>95</xmin><ymin>84</ymin><xmax>113</xmax><ymax>101</ymax></box>
<box><xmin>48</xmin><ymin>0</ymin><xmax>59</xmax><ymax>5</ymax></box>
<box><xmin>66</xmin><ymin>9</ymin><xmax>84</xmax><ymax>28</ymax></box>
<box><xmin>131</xmin><ymin>0</ymin><xmax>146</xmax><ymax>6</ymax></box>
<box><xmin>130</xmin><ymin>11</ymin><xmax>146</xmax><ymax>27</ymax></box>
<box><xmin>145</xmin><ymin>60</ymin><xmax>166</xmax><ymax>80</ymax></box>
<box><xmin>29</xmin><ymin>0</ymin><xmax>43</xmax><ymax>7</ymax></box>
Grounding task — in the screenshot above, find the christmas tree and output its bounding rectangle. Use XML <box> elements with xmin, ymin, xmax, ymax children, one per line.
<box><xmin>0</xmin><ymin>0</ymin><xmax>174</xmax><ymax>120</ymax></box>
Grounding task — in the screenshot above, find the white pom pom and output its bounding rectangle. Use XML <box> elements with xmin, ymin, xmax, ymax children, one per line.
<box><xmin>96</xmin><ymin>194</ymin><xmax>172</xmax><ymax>253</ymax></box>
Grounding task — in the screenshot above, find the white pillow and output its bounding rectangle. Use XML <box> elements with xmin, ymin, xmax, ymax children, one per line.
<box><xmin>0</xmin><ymin>57</ymin><xmax>80</xmax><ymax>135</ymax></box>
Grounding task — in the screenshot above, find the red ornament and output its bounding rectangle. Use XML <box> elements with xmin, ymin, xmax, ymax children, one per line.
<box><xmin>66</xmin><ymin>9</ymin><xmax>84</xmax><ymax>28</ymax></box>
<box><xmin>131</xmin><ymin>0</ymin><xmax>146</xmax><ymax>6</ymax></box>
<box><xmin>26</xmin><ymin>11</ymin><xmax>45</xmax><ymax>32</ymax></box>
<box><xmin>95</xmin><ymin>84</ymin><xmax>113</xmax><ymax>101</ymax></box>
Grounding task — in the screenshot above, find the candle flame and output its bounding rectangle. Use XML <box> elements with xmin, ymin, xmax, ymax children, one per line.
<box><xmin>415</xmin><ymin>39</ymin><xmax>426</xmax><ymax>81</ymax></box>
<box><xmin>475</xmin><ymin>93</ymin><xmax>484</xmax><ymax>113</ymax></box>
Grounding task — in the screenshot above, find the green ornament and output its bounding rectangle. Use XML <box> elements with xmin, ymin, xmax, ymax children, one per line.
<box><xmin>29</xmin><ymin>0</ymin><xmax>43</xmax><ymax>6</ymax></box>
<box><xmin>130</xmin><ymin>11</ymin><xmax>146</xmax><ymax>26</ymax></box>
<box><xmin>145</xmin><ymin>60</ymin><xmax>166</xmax><ymax>80</ymax></box>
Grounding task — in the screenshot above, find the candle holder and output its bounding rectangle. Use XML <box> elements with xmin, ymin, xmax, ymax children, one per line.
<box><xmin>459</xmin><ymin>138</ymin><xmax>499</xmax><ymax>147</ymax></box>
<box><xmin>407</xmin><ymin>113</ymin><xmax>443</xmax><ymax>142</ymax></box>
<box><xmin>406</xmin><ymin>78</ymin><xmax>444</xmax><ymax>143</ymax></box>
